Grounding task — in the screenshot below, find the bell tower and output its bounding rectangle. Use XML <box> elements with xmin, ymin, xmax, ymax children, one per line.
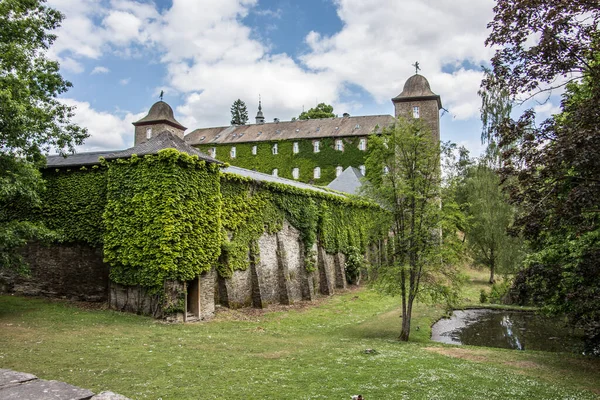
<box><xmin>132</xmin><ymin>101</ymin><xmax>187</xmax><ymax>145</ymax></box>
<box><xmin>391</xmin><ymin>72</ymin><xmax>442</xmax><ymax>142</ymax></box>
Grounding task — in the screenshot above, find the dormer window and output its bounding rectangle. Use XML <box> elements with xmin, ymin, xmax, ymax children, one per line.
<box><xmin>293</xmin><ymin>142</ymin><xmax>299</xmax><ymax>154</ymax></box>
<box><xmin>413</xmin><ymin>106</ymin><xmax>420</xmax><ymax>119</ymax></box>
<box><xmin>272</xmin><ymin>143</ymin><xmax>278</xmax><ymax>155</ymax></box>
<box><xmin>313</xmin><ymin>141</ymin><xmax>320</xmax><ymax>153</ymax></box>
<box><xmin>230</xmin><ymin>146</ymin><xmax>236</xmax><ymax>159</ymax></box>
<box><xmin>335</xmin><ymin>139</ymin><xmax>343</xmax><ymax>151</ymax></box>
<box><xmin>252</xmin><ymin>145</ymin><xmax>257</xmax><ymax>155</ymax></box>
<box><xmin>146</xmin><ymin>127</ymin><xmax>152</xmax><ymax>139</ymax></box>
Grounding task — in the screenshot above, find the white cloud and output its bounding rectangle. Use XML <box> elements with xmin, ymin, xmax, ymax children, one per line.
<box><xmin>91</xmin><ymin>66</ymin><xmax>110</xmax><ymax>74</ymax></box>
<box><xmin>61</xmin><ymin>98</ymin><xmax>144</xmax><ymax>151</ymax></box>
<box><xmin>48</xmin><ymin>0</ymin><xmax>501</xmax><ymax>155</ymax></box>
<box><xmin>119</xmin><ymin>78</ymin><xmax>130</xmax><ymax>85</ymax></box>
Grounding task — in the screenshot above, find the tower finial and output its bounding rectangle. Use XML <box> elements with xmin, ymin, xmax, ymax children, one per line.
<box><xmin>159</xmin><ymin>90</ymin><xmax>164</xmax><ymax>101</ymax></box>
<box><xmin>258</xmin><ymin>94</ymin><xmax>262</xmax><ymax>111</ymax></box>
<box><xmin>412</xmin><ymin>61</ymin><xmax>420</xmax><ymax>74</ymax></box>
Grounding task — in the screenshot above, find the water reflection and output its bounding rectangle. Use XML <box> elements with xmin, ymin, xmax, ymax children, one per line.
<box><xmin>431</xmin><ymin>309</ymin><xmax>586</xmax><ymax>353</ymax></box>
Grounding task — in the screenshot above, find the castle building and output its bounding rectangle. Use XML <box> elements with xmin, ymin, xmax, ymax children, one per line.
<box><xmin>184</xmin><ymin>73</ymin><xmax>442</xmax><ymax>185</ymax></box>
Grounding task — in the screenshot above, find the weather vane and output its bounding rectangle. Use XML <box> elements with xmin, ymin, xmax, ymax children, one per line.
<box><xmin>412</xmin><ymin>61</ymin><xmax>420</xmax><ymax>74</ymax></box>
<box><xmin>159</xmin><ymin>90</ymin><xmax>164</xmax><ymax>101</ymax></box>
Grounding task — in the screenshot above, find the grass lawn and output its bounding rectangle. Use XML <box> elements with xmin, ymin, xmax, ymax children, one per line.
<box><xmin>0</xmin><ymin>267</ymin><xmax>598</xmax><ymax>399</ymax></box>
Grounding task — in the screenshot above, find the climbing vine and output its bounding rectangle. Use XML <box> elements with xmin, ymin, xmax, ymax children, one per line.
<box><xmin>102</xmin><ymin>149</ymin><xmax>222</xmax><ymax>291</ymax></box>
<box><xmin>197</xmin><ymin>137</ymin><xmax>369</xmax><ymax>184</ymax></box>
<box><xmin>39</xmin><ymin>166</ymin><xmax>107</xmax><ymax>245</ymax></box>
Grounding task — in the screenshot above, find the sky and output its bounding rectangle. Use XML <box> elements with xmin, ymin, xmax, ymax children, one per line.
<box><xmin>46</xmin><ymin>0</ymin><xmax>563</xmax><ymax>156</ymax></box>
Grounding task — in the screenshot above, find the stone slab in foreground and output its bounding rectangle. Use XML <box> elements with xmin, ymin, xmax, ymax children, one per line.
<box><xmin>0</xmin><ymin>369</ymin><xmax>130</xmax><ymax>400</ymax></box>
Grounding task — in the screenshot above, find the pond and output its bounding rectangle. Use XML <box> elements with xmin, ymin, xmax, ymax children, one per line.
<box><xmin>431</xmin><ymin>309</ymin><xmax>586</xmax><ymax>354</ymax></box>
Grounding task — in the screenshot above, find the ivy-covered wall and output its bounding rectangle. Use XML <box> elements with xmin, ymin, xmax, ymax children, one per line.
<box><xmin>40</xmin><ymin>166</ymin><xmax>107</xmax><ymax>245</ymax></box>
<box><xmin>102</xmin><ymin>149</ymin><xmax>222</xmax><ymax>291</ymax></box>
<box><xmin>219</xmin><ymin>172</ymin><xmax>388</xmax><ymax>278</ymax></box>
<box><xmin>197</xmin><ymin>136</ymin><xmax>369</xmax><ymax>184</ymax></box>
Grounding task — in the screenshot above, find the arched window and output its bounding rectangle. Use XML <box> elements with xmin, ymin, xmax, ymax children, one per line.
<box><xmin>292</xmin><ymin>168</ymin><xmax>299</xmax><ymax>180</ymax></box>
<box><xmin>252</xmin><ymin>145</ymin><xmax>257</xmax><ymax>155</ymax></box>
<box><xmin>335</xmin><ymin>139</ymin><xmax>343</xmax><ymax>151</ymax></box>
<box><xmin>359</xmin><ymin>138</ymin><xmax>367</xmax><ymax>151</ymax></box>
<box><xmin>272</xmin><ymin>143</ymin><xmax>278</xmax><ymax>155</ymax></box>
<box><xmin>146</xmin><ymin>127</ymin><xmax>152</xmax><ymax>139</ymax></box>
<box><xmin>313</xmin><ymin>141</ymin><xmax>320</xmax><ymax>153</ymax></box>
<box><xmin>272</xmin><ymin>169</ymin><xmax>278</xmax><ymax>177</ymax></box>
<box><xmin>293</xmin><ymin>142</ymin><xmax>299</xmax><ymax>154</ymax></box>
<box><xmin>413</xmin><ymin>106</ymin><xmax>420</xmax><ymax>119</ymax></box>
<box><xmin>336</xmin><ymin>166</ymin><xmax>343</xmax><ymax>177</ymax></box>
<box><xmin>359</xmin><ymin>165</ymin><xmax>366</xmax><ymax>175</ymax></box>
<box><xmin>230</xmin><ymin>147</ymin><xmax>236</xmax><ymax>158</ymax></box>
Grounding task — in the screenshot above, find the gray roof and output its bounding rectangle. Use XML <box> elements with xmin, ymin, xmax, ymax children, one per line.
<box><xmin>45</xmin><ymin>131</ymin><xmax>219</xmax><ymax>168</ymax></box>
<box><xmin>45</xmin><ymin>150</ymin><xmax>114</xmax><ymax>168</ymax></box>
<box><xmin>185</xmin><ymin>114</ymin><xmax>395</xmax><ymax>146</ymax></box>
<box><xmin>223</xmin><ymin>166</ymin><xmax>344</xmax><ymax>197</ymax></box>
<box><xmin>105</xmin><ymin>131</ymin><xmax>219</xmax><ymax>163</ymax></box>
<box><xmin>392</xmin><ymin>74</ymin><xmax>442</xmax><ymax>109</ymax></box>
<box><xmin>133</xmin><ymin>101</ymin><xmax>187</xmax><ymax>130</ymax></box>
<box><xmin>326</xmin><ymin>167</ymin><xmax>364</xmax><ymax>195</ymax></box>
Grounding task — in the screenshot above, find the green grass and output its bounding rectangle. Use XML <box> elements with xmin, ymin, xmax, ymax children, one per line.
<box><xmin>0</xmin><ymin>270</ymin><xmax>598</xmax><ymax>399</ymax></box>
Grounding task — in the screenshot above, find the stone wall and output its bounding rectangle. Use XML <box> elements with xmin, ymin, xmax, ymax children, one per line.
<box><xmin>0</xmin><ymin>242</ymin><xmax>108</xmax><ymax>302</ymax></box>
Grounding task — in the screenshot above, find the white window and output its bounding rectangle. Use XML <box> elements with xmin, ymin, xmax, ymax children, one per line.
<box><xmin>146</xmin><ymin>127</ymin><xmax>152</xmax><ymax>139</ymax></box>
<box><xmin>336</xmin><ymin>166</ymin><xmax>343</xmax><ymax>177</ymax></box>
<box><xmin>292</xmin><ymin>168</ymin><xmax>299</xmax><ymax>180</ymax></box>
<box><xmin>209</xmin><ymin>147</ymin><xmax>216</xmax><ymax>158</ymax></box>
<box><xmin>359</xmin><ymin>165</ymin><xmax>366</xmax><ymax>175</ymax></box>
<box><xmin>272</xmin><ymin>169</ymin><xmax>278</xmax><ymax>177</ymax></box>
<box><xmin>313</xmin><ymin>140</ymin><xmax>320</xmax><ymax>153</ymax></box>
<box><xmin>293</xmin><ymin>142</ymin><xmax>299</xmax><ymax>154</ymax></box>
<box><xmin>230</xmin><ymin>146</ymin><xmax>236</xmax><ymax>158</ymax></box>
<box><xmin>314</xmin><ymin>167</ymin><xmax>321</xmax><ymax>179</ymax></box>
<box><xmin>272</xmin><ymin>143</ymin><xmax>278</xmax><ymax>155</ymax></box>
<box><xmin>359</xmin><ymin>138</ymin><xmax>367</xmax><ymax>151</ymax></box>
<box><xmin>252</xmin><ymin>145</ymin><xmax>257</xmax><ymax>155</ymax></box>
<box><xmin>335</xmin><ymin>139</ymin><xmax>343</xmax><ymax>151</ymax></box>
<box><xmin>413</xmin><ymin>106</ymin><xmax>420</xmax><ymax>119</ymax></box>
<box><xmin>383</xmin><ymin>166</ymin><xmax>389</xmax><ymax>175</ymax></box>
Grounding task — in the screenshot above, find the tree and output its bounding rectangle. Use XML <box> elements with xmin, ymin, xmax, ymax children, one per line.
<box><xmin>0</xmin><ymin>0</ymin><xmax>87</xmax><ymax>270</ymax></box>
<box><xmin>298</xmin><ymin>103</ymin><xmax>334</xmax><ymax>120</ymax></box>
<box><xmin>462</xmin><ymin>165</ymin><xmax>525</xmax><ymax>283</ymax></box>
<box><xmin>483</xmin><ymin>0</ymin><xmax>600</xmax><ymax>347</ymax></box>
<box><xmin>230</xmin><ymin>99</ymin><xmax>248</xmax><ymax>125</ymax></box>
<box><xmin>362</xmin><ymin>117</ymin><xmax>463</xmax><ymax>341</ymax></box>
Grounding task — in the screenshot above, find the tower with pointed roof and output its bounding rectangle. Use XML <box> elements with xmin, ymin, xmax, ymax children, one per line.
<box><xmin>392</xmin><ymin>74</ymin><xmax>442</xmax><ymax>141</ymax></box>
<box><xmin>132</xmin><ymin>101</ymin><xmax>187</xmax><ymax>145</ymax></box>
<box><xmin>255</xmin><ymin>96</ymin><xmax>265</xmax><ymax>124</ymax></box>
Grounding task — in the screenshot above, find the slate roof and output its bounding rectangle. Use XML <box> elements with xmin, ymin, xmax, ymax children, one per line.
<box><xmin>185</xmin><ymin>114</ymin><xmax>396</xmax><ymax>146</ymax></box>
<box><xmin>45</xmin><ymin>131</ymin><xmax>219</xmax><ymax>168</ymax></box>
<box><xmin>45</xmin><ymin>150</ymin><xmax>114</xmax><ymax>168</ymax></box>
<box><xmin>326</xmin><ymin>167</ymin><xmax>364</xmax><ymax>195</ymax></box>
<box><xmin>392</xmin><ymin>74</ymin><xmax>442</xmax><ymax>109</ymax></box>
<box><xmin>104</xmin><ymin>131</ymin><xmax>219</xmax><ymax>163</ymax></box>
<box><xmin>133</xmin><ymin>101</ymin><xmax>187</xmax><ymax>130</ymax></box>
<box><xmin>223</xmin><ymin>165</ymin><xmax>344</xmax><ymax>197</ymax></box>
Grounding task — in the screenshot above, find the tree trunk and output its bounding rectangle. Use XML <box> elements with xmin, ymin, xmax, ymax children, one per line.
<box><xmin>399</xmin><ymin>295</ymin><xmax>413</xmax><ymax>341</ymax></box>
<box><xmin>489</xmin><ymin>250</ymin><xmax>496</xmax><ymax>284</ymax></box>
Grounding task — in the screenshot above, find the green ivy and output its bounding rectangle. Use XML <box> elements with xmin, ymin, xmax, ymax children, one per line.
<box><xmin>197</xmin><ymin>136</ymin><xmax>368</xmax><ymax>184</ymax></box>
<box><xmin>39</xmin><ymin>165</ymin><xmax>107</xmax><ymax>245</ymax></box>
<box><xmin>102</xmin><ymin>149</ymin><xmax>222</xmax><ymax>292</ymax></box>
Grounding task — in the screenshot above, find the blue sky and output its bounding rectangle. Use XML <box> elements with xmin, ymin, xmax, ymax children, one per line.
<box><xmin>47</xmin><ymin>0</ymin><xmax>562</xmax><ymax>155</ymax></box>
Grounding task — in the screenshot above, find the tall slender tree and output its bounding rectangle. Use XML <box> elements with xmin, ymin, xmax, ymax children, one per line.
<box><xmin>230</xmin><ymin>99</ymin><xmax>249</xmax><ymax>125</ymax></box>
<box><xmin>363</xmin><ymin>117</ymin><xmax>463</xmax><ymax>341</ymax></box>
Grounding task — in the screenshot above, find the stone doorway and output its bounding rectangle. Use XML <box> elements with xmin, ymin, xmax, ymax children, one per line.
<box><xmin>186</xmin><ymin>277</ymin><xmax>200</xmax><ymax>321</ymax></box>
